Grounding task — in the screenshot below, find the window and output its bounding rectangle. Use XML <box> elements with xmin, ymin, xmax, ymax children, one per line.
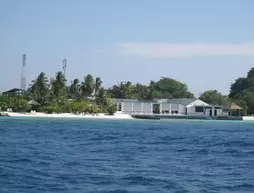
<box><xmin>195</xmin><ymin>106</ymin><xmax>204</xmax><ymax>112</ymax></box>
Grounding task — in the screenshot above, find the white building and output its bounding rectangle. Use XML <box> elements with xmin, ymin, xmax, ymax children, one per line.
<box><xmin>112</xmin><ymin>98</ymin><xmax>224</xmax><ymax>117</ymax></box>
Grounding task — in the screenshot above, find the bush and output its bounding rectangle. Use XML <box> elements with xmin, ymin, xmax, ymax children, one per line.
<box><xmin>107</xmin><ymin>105</ymin><xmax>117</xmax><ymax>115</ymax></box>
<box><xmin>62</xmin><ymin>102</ymin><xmax>72</xmax><ymax>113</ymax></box>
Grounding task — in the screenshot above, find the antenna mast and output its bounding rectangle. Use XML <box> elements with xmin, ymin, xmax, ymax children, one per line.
<box><xmin>62</xmin><ymin>58</ymin><xmax>67</xmax><ymax>77</ymax></box>
<box><xmin>20</xmin><ymin>54</ymin><xmax>27</xmax><ymax>90</ymax></box>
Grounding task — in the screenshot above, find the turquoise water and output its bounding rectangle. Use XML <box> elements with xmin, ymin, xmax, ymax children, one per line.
<box><xmin>0</xmin><ymin>117</ymin><xmax>254</xmax><ymax>193</ymax></box>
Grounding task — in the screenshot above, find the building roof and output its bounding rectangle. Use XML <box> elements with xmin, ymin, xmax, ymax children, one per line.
<box><xmin>224</xmin><ymin>103</ymin><xmax>242</xmax><ymax>110</ymax></box>
<box><xmin>27</xmin><ymin>100</ymin><xmax>40</xmax><ymax>106</ymax></box>
<box><xmin>2</xmin><ymin>88</ymin><xmax>26</xmax><ymax>94</ymax></box>
<box><xmin>186</xmin><ymin>99</ymin><xmax>210</xmax><ymax>107</ymax></box>
<box><xmin>167</xmin><ymin>98</ymin><xmax>197</xmax><ymax>106</ymax></box>
<box><xmin>112</xmin><ymin>98</ymin><xmax>198</xmax><ymax>106</ymax></box>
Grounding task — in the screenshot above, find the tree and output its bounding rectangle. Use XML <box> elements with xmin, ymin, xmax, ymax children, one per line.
<box><xmin>95</xmin><ymin>88</ymin><xmax>106</xmax><ymax>106</ymax></box>
<box><xmin>107</xmin><ymin>81</ymin><xmax>133</xmax><ymax>99</ymax></box>
<box><xmin>29</xmin><ymin>72</ymin><xmax>49</xmax><ymax>105</ymax></box>
<box><xmin>199</xmin><ymin>90</ymin><xmax>229</xmax><ymax>105</ymax></box>
<box><xmin>229</xmin><ymin>67</ymin><xmax>254</xmax><ymax>115</ymax></box>
<box><xmin>94</xmin><ymin>77</ymin><xmax>103</xmax><ymax>97</ymax></box>
<box><xmin>228</xmin><ymin>77</ymin><xmax>249</xmax><ymax>99</ymax></box>
<box><xmin>50</xmin><ymin>71</ymin><xmax>67</xmax><ymax>103</ymax></box>
<box><xmin>68</xmin><ymin>78</ymin><xmax>80</xmax><ymax>99</ymax></box>
<box><xmin>247</xmin><ymin>67</ymin><xmax>254</xmax><ymax>79</ymax></box>
<box><xmin>0</xmin><ymin>95</ymin><xmax>8</xmax><ymax>111</ymax></box>
<box><xmin>146</xmin><ymin>80</ymin><xmax>161</xmax><ymax>100</ymax></box>
<box><xmin>107</xmin><ymin>77</ymin><xmax>194</xmax><ymax>100</ymax></box>
<box><xmin>80</xmin><ymin>74</ymin><xmax>95</xmax><ymax>98</ymax></box>
<box><xmin>151</xmin><ymin>77</ymin><xmax>194</xmax><ymax>98</ymax></box>
<box><xmin>133</xmin><ymin>83</ymin><xmax>149</xmax><ymax>100</ymax></box>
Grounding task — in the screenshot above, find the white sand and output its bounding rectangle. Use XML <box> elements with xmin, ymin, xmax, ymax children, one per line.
<box><xmin>5</xmin><ymin>112</ymin><xmax>133</xmax><ymax>119</ymax></box>
<box><xmin>5</xmin><ymin>112</ymin><xmax>254</xmax><ymax>121</ymax></box>
<box><xmin>242</xmin><ymin>116</ymin><xmax>254</xmax><ymax>121</ymax></box>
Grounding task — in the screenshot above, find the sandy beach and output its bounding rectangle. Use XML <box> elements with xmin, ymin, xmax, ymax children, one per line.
<box><xmin>242</xmin><ymin>116</ymin><xmax>254</xmax><ymax>121</ymax></box>
<box><xmin>3</xmin><ymin>111</ymin><xmax>254</xmax><ymax>121</ymax></box>
<box><xmin>4</xmin><ymin>112</ymin><xmax>133</xmax><ymax>119</ymax></box>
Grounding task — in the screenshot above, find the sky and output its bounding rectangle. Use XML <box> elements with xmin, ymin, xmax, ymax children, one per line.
<box><xmin>1</xmin><ymin>0</ymin><xmax>254</xmax><ymax>96</ymax></box>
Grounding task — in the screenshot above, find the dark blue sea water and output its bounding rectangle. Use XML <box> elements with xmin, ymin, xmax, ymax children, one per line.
<box><xmin>1</xmin><ymin>117</ymin><xmax>254</xmax><ymax>193</ymax></box>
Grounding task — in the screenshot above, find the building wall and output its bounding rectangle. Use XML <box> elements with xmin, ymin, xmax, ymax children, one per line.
<box><xmin>161</xmin><ymin>103</ymin><xmax>185</xmax><ymax>114</ymax></box>
<box><xmin>186</xmin><ymin>106</ymin><xmax>201</xmax><ymax>115</ymax></box>
<box><xmin>133</xmin><ymin>103</ymin><xmax>142</xmax><ymax>112</ymax></box>
<box><xmin>121</xmin><ymin>102</ymin><xmax>186</xmax><ymax>115</ymax></box>
<box><xmin>186</xmin><ymin>106</ymin><xmax>223</xmax><ymax>116</ymax></box>
<box><xmin>123</xmin><ymin>102</ymin><xmax>133</xmax><ymax>113</ymax></box>
<box><xmin>186</xmin><ymin>106</ymin><xmax>210</xmax><ymax>116</ymax></box>
<box><xmin>216</xmin><ymin>109</ymin><xmax>223</xmax><ymax>116</ymax></box>
<box><xmin>116</xmin><ymin>99</ymin><xmax>225</xmax><ymax>117</ymax></box>
<box><xmin>118</xmin><ymin>102</ymin><xmax>152</xmax><ymax>114</ymax></box>
<box><xmin>143</xmin><ymin>103</ymin><xmax>152</xmax><ymax>114</ymax></box>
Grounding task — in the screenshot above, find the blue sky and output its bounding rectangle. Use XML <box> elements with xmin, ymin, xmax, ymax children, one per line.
<box><xmin>1</xmin><ymin>0</ymin><xmax>254</xmax><ymax>96</ymax></box>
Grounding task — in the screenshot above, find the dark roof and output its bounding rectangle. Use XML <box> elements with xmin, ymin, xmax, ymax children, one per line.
<box><xmin>2</xmin><ymin>88</ymin><xmax>26</xmax><ymax>94</ymax></box>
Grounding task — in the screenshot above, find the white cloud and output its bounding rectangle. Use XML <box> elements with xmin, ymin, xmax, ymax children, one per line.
<box><xmin>117</xmin><ymin>42</ymin><xmax>254</xmax><ymax>57</ymax></box>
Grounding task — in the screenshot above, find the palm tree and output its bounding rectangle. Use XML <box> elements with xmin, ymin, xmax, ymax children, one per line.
<box><xmin>94</xmin><ymin>77</ymin><xmax>103</xmax><ymax>97</ymax></box>
<box><xmin>96</xmin><ymin>87</ymin><xmax>110</xmax><ymax>109</ymax></box>
<box><xmin>50</xmin><ymin>71</ymin><xmax>67</xmax><ymax>102</ymax></box>
<box><xmin>80</xmin><ymin>74</ymin><xmax>95</xmax><ymax>98</ymax></box>
<box><xmin>29</xmin><ymin>72</ymin><xmax>49</xmax><ymax>105</ymax></box>
<box><xmin>68</xmin><ymin>78</ymin><xmax>80</xmax><ymax>99</ymax></box>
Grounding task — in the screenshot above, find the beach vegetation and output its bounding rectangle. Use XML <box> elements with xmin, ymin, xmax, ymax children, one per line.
<box><xmin>1</xmin><ymin>67</ymin><xmax>254</xmax><ymax>115</ymax></box>
<box><xmin>228</xmin><ymin>67</ymin><xmax>254</xmax><ymax>115</ymax></box>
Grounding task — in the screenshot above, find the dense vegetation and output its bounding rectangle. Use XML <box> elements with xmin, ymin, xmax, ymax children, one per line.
<box><xmin>0</xmin><ymin>67</ymin><xmax>254</xmax><ymax>115</ymax></box>
<box><xmin>228</xmin><ymin>67</ymin><xmax>254</xmax><ymax>115</ymax></box>
<box><xmin>0</xmin><ymin>72</ymin><xmax>115</xmax><ymax>114</ymax></box>
<box><xmin>197</xmin><ymin>67</ymin><xmax>254</xmax><ymax>115</ymax></box>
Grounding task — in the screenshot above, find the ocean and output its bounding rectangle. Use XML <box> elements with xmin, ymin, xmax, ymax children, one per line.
<box><xmin>0</xmin><ymin>117</ymin><xmax>254</xmax><ymax>193</ymax></box>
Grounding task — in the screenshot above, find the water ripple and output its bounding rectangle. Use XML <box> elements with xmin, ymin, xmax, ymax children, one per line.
<box><xmin>0</xmin><ymin>117</ymin><xmax>254</xmax><ymax>193</ymax></box>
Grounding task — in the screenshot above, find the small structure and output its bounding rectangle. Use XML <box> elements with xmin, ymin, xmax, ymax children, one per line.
<box><xmin>223</xmin><ymin>103</ymin><xmax>242</xmax><ymax>116</ymax></box>
<box><xmin>2</xmin><ymin>88</ymin><xmax>26</xmax><ymax>96</ymax></box>
<box><xmin>28</xmin><ymin>100</ymin><xmax>40</xmax><ymax>106</ymax></box>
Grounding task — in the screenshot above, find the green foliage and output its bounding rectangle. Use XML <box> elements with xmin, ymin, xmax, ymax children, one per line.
<box><xmin>29</xmin><ymin>72</ymin><xmax>49</xmax><ymax>105</ymax></box>
<box><xmin>199</xmin><ymin>90</ymin><xmax>229</xmax><ymax>106</ymax></box>
<box><xmin>229</xmin><ymin>67</ymin><xmax>254</xmax><ymax>114</ymax></box>
<box><xmin>0</xmin><ymin>95</ymin><xmax>8</xmax><ymax>110</ymax></box>
<box><xmin>107</xmin><ymin>105</ymin><xmax>117</xmax><ymax>115</ymax></box>
<box><xmin>94</xmin><ymin>77</ymin><xmax>102</xmax><ymax>96</ymax></box>
<box><xmin>71</xmin><ymin>100</ymin><xmax>89</xmax><ymax>113</ymax></box>
<box><xmin>152</xmin><ymin>77</ymin><xmax>194</xmax><ymax>98</ymax></box>
<box><xmin>50</xmin><ymin>71</ymin><xmax>67</xmax><ymax>102</ymax></box>
<box><xmin>4</xmin><ymin>67</ymin><xmax>254</xmax><ymax>115</ymax></box>
<box><xmin>0</xmin><ymin>95</ymin><xmax>28</xmax><ymax>112</ymax></box>
<box><xmin>108</xmin><ymin>78</ymin><xmax>194</xmax><ymax>100</ymax></box>
<box><xmin>68</xmin><ymin>78</ymin><xmax>80</xmax><ymax>99</ymax></box>
<box><xmin>81</xmin><ymin>74</ymin><xmax>95</xmax><ymax>98</ymax></box>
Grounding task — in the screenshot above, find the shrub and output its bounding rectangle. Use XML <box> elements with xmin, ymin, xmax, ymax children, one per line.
<box><xmin>107</xmin><ymin>105</ymin><xmax>117</xmax><ymax>115</ymax></box>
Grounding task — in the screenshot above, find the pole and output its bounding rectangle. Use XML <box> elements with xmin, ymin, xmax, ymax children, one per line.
<box><xmin>62</xmin><ymin>58</ymin><xmax>67</xmax><ymax>77</ymax></box>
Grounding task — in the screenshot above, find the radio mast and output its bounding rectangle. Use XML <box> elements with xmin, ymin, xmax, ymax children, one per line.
<box><xmin>20</xmin><ymin>54</ymin><xmax>26</xmax><ymax>90</ymax></box>
<box><xmin>62</xmin><ymin>58</ymin><xmax>67</xmax><ymax>77</ymax></box>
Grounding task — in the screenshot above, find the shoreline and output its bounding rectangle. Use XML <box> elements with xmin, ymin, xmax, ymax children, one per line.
<box><xmin>2</xmin><ymin>112</ymin><xmax>254</xmax><ymax>121</ymax></box>
<box><xmin>3</xmin><ymin>112</ymin><xmax>133</xmax><ymax>119</ymax></box>
<box><xmin>242</xmin><ymin>116</ymin><xmax>254</xmax><ymax>121</ymax></box>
